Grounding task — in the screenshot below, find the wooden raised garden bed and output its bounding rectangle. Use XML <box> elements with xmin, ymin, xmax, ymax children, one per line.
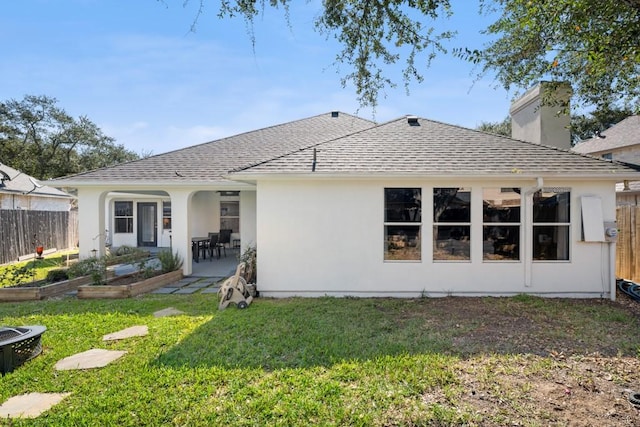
<box><xmin>77</xmin><ymin>269</ymin><xmax>183</xmax><ymax>299</ymax></box>
<box><xmin>0</xmin><ymin>271</ymin><xmax>116</xmax><ymax>302</ymax></box>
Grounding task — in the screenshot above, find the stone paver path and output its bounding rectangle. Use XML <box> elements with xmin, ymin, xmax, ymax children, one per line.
<box><xmin>55</xmin><ymin>349</ymin><xmax>127</xmax><ymax>371</ymax></box>
<box><xmin>150</xmin><ymin>276</ymin><xmax>224</xmax><ymax>295</ymax></box>
<box><xmin>102</xmin><ymin>325</ymin><xmax>148</xmax><ymax>341</ymax></box>
<box><xmin>0</xmin><ymin>392</ymin><xmax>71</xmax><ymax>419</ymax></box>
<box><xmin>153</xmin><ymin>307</ymin><xmax>185</xmax><ymax>317</ymax></box>
<box><xmin>2</xmin><ymin>285</ymin><xmax>228</xmax><ymax>420</ymax></box>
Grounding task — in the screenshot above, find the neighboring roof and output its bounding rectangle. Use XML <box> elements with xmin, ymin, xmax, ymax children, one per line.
<box><xmin>616</xmin><ymin>180</ymin><xmax>640</xmax><ymax>193</ymax></box>
<box><xmin>49</xmin><ymin>112</ymin><xmax>375</xmax><ymax>186</ymax></box>
<box><xmin>572</xmin><ymin>115</ymin><xmax>640</xmax><ymax>155</ymax></box>
<box><xmin>232</xmin><ymin>116</ymin><xmax>640</xmax><ymax>179</ymax></box>
<box><xmin>0</xmin><ymin>163</ymin><xmax>72</xmax><ymax>198</ymax></box>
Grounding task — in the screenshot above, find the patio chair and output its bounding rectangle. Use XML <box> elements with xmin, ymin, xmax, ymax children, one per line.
<box><xmin>207</xmin><ymin>233</ymin><xmax>220</xmax><ymax>260</ymax></box>
<box><xmin>217</xmin><ymin>229</ymin><xmax>232</xmax><ymax>257</ymax></box>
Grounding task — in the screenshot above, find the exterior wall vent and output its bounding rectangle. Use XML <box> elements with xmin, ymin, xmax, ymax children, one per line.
<box><xmin>407</xmin><ymin>115</ymin><xmax>419</xmax><ymax>126</ymax></box>
<box><xmin>331</xmin><ymin>111</ymin><xmax>339</xmax><ymax>118</ymax></box>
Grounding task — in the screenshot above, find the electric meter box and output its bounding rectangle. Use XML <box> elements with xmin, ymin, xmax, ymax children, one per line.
<box><xmin>604</xmin><ymin>221</ymin><xmax>618</xmax><ymax>243</ymax></box>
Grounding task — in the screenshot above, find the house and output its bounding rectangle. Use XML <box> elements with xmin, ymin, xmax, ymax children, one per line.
<box><xmin>572</xmin><ymin>115</ymin><xmax>640</xmax><ymax>205</ymax></box>
<box><xmin>49</xmin><ymin>84</ymin><xmax>640</xmax><ymax>300</ymax></box>
<box><xmin>0</xmin><ymin>163</ymin><xmax>72</xmax><ymax>211</ymax></box>
<box><xmin>0</xmin><ymin>164</ymin><xmax>75</xmax><ymax>264</ymax></box>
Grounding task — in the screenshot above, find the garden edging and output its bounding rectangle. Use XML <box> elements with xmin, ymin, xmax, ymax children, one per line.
<box><xmin>77</xmin><ymin>270</ymin><xmax>183</xmax><ymax>299</ymax></box>
<box><xmin>0</xmin><ymin>271</ymin><xmax>116</xmax><ymax>302</ymax></box>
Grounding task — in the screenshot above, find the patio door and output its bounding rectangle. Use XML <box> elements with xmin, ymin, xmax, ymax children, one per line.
<box><xmin>137</xmin><ymin>202</ymin><xmax>157</xmax><ymax>247</ymax></box>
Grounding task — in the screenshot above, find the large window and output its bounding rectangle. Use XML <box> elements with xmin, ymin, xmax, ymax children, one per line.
<box><xmin>433</xmin><ymin>187</ymin><xmax>471</xmax><ymax>261</ymax></box>
<box><xmin>114</xmin><ymin>201</ymin><xmax>133</xmax><ymax>234</ymax></box>
<box><xmin>384</xmin><ymin>188</ymin><xmax>421</xmax><ymax>261</ymax></box>
<box><xmin>220</xmin><ymin>201</ymin><xmax>240</xmax><ymax>233</ymax></box>
<box><xmin>533</xmin><ymin>189</ymin><xmax>570</xmax><ymax>261</ymax></box>
<box><xmin>483</xmin><ymin>188</ymin><xmax>521</xmax><ymax>261</ymax></box>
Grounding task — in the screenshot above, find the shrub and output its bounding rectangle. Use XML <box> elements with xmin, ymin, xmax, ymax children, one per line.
<box><xmin>0</xmin><ymin>264</ymin><xmax>36</xmax><ymax>287</ymax></box>
<box><xmin>46</xmin><ymin>269</ymin><xmax>69</xmax><ymax>283</ymax></box>
<box><xmin>238</xmin><ymin>246</ymin><xmax>256</xmax><ymax>283</ymax></box>
<box><xmin>68</xmin><ymin>257</ymin><xmax>107</xmax><ymax>285</ymax></box>
<box><xmin>157</xmin><ymin>250</ymin><xmax>183</xmax><ymax>273</ymax></box>
<box><xmin>105</xmin><ymin>246</ymin><xmax>148</xmax><ymax>265</ymax></box>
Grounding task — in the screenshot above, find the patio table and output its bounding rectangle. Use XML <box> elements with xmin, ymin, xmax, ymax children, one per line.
<box><xmin>191</xmin><ymin>237</ymin><xmax>208</xmax><ymax>263</ymax></box>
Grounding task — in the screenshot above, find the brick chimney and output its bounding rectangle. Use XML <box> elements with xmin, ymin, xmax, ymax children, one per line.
<box><xmin>510</xmin><ymin>81</ymin><xmax>572</xmax><ymax>150</ymax></box>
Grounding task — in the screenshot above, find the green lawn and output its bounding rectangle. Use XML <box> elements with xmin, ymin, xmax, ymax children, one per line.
<box><xmin>1</xmin><ymin>295</ymin><xmax>639</xmax><ymax>426</ymax></box>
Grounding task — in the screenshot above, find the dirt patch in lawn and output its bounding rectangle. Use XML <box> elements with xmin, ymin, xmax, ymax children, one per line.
<box><xmin>394</xmin><ymin>292</ymin><xmax>640</xmax><ymax>426</ymax></box>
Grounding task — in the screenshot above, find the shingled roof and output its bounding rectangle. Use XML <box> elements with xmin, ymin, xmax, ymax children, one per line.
<box><xmin>0</xmin><ymin>163</ymin><xmax>72</xmax><ymax>198</ymax></box>
<box><xmin>50</xmin><ymin>112</ymin><xmax>375</xmax><ymax>186</ymax></box>
<box><xmin>572</xmin><ymin>115</ymin><xmax>640</xmax><ymax>155</ymax></box>
<box><xmin>231</xmin><ymin>116</ymin><xmax>640</xmax><ymax>179</ymax></box>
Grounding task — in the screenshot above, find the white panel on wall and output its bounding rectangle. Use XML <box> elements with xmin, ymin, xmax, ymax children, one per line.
<box><xmin>581</xmin><ymin>196</ymin><xmax>605</xmax><ymax>242</ymax></box>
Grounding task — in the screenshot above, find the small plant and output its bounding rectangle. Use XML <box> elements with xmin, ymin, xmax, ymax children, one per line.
<box><xmin>115</xmin><ymin>245</ymin><xmax>135</xmax><ymax>256</ymax></box>
<box><xmin>46</xmin><ymin>269</ymin><xmax>69</xmax><ymax>283</ymax></box>
<box><xmin>68</xmin><ymin>257</ymin><xmax>107</xmax><ymax>285</ymax></box>
<box><xmin>157</xmin><ymin>250</ymin><xmax>183</xmax><ymax>273</ymax></box>
<box><xmin>135</xmin><ymin>257</ymin><xmax>157</xmax><ymax>279</ymax></box>
<box><xmin>105</xmin><ymin>245</ymin><xmax>148</xmax><ymax>265</ymax></box>
<box><xmin>0</xmin><ymin>264</ymin><xmax>36</xmax><ymax>287</ymax></box>
<box><xmin>238</xmin><ymin>245</ymin><xmax>256</xmax><ymax>283</ymax></box>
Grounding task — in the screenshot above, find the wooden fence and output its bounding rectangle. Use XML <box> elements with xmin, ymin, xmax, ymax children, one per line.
<box><xmin>0</xmin><ymin>210</ymin><xmax>78</xmax><ymax>265</ymax></box>
<box><xmin>616</xmin><ymin>205</ymin><xmax>640</xmax><ymax>282</ymax></box>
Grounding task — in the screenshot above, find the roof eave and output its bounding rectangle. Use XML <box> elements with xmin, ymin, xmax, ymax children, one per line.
<box><xmin>44</xmin><ymin>179</ymin><xmax>255</xmax><ymax>190</ymax></box>
<box><xmin>227</xmin><ymin>171</ymin><xmax>640</xmax><ymax>182</ymax></box>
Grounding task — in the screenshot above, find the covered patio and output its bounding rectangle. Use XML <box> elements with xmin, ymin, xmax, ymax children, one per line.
<box><xmin>189</xmin><ymin>246</ymin><xmax>241</xmax><ymax>279</ymax></box>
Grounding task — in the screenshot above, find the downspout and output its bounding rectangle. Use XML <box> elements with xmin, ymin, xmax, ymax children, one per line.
<box><xmin>609</xmin><ymin>241</ymin><xmax>616</xmax><ymax>301</ymax></box>
<box><xmin>523</xmin><ymin>177</ymin><xmax>544</xmax><ymax>288</ymax></box>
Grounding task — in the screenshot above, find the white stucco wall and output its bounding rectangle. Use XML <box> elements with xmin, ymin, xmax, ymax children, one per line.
<box><xmin>190</xmin><ymin>191</ymin><xmax>220</xmax><ymax>238</ymax></box>
<box><xmin>240</xmin><ymin>190</ymin><xmax>257</xmax><ymax>250</ymax></box>
<box><xmin>255</xmin><ymin>178</ymin><xmax>617</xmax><ymax>299</ymax></box>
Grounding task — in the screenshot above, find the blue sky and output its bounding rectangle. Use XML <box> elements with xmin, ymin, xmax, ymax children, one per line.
<box><xmin>2</xmin><ymin>1</ymin><xmax>515</xmax><ymax>155</ymax></box>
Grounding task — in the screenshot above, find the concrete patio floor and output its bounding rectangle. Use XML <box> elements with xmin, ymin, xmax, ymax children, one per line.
<box><xmin>190</xmin><ymin>247</ymin><xmax>240</xmax><ymax>278</ymax></box>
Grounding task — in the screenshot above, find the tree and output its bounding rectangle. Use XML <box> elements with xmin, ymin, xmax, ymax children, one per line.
<box><xmin>0</xmin><ymin>95</ymin><xmax>139</xmax><ymax>180</ymax></box>
<box><xmin>182</xmin><ymin>1</ymin><xmax>639</xmax><ymax>112</ymax></box>
<box><xmin>182</xmin><ymin>0</ymin><xmax>455</xmax><ymax>110</ymax></box>
<box><xmin>464</xmin><ymin>0</ymin><xmax>640</xmax><ymax>110</ymax></box>
<box><xmin>570</xmin><ymin>105</ymin><xmax>635</xmax><ymax>143</ymax></box>
<box><xmin>476</xmin><ymin>116</ymin><xmax>511</xmax><ymax>136</ymax></box>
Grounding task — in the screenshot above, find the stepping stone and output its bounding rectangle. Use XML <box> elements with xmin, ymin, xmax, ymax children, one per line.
<box><xmin>102</xmin><ymin>325</ymin><xmax>148</xmax><ymax>341</ymax></box>
<box><xmin>197</xmin><ymin>279</ymin><xmax>220</xmax><ymax>287</ymax></box>
<box><xmin>185</xmin><ymin>281</ymin><xmax>211</xmax><ymax>289</ymax></box>
<box><xmin>163</xmin><ymin>281</ymin><xmax>189</xmax><ymax>288</ymax></box>
<box><xmin>55</xmin><ymin>349</ymin><xmax>127</xmax><ymax>371</ymax></box>
<box><xmin>151</xmin><ymin>287</ymin><xmax>177</xmax><ymax>294</ymax></box>
<box><xmin>201</xmin><ymin>287</ymin><xmax>220</xmax><ymax>294</ymax></box>
<box><xmin>153</xmin><ymin>307</ymin><xmax>185</xmax><ymax>317</ymax></box>
<box><xmin>173</xmin><ymin>287</ymin><xmax>199</xmax><ymax>294</ymax></box>
<box><xmin>0</xmin><ymin>392</ymin><xmax>71</xmax><ymax>419</ymax></box>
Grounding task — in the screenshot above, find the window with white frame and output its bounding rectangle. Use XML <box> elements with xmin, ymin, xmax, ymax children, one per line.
<box><xmin>433</xmin><ymin>187</ymin><xmax>471</xmax><ymax>261</ymax></box>
<box><xmin>384</xmin><ymin>188</ymin><xmax>421</xmax><ymax>261</ymax></box>
<box><xmin>220</xmin><ymin>201</ymin><xmax>239</xmax><ymax>233</ymax></box>
<box><xmin>483</xmin><ymin>188</ymin><xmax>521</xmax><ymax>261</ymax></box>
<box><xmin>162</xmin><ymin>201</ymin><xmax>171</xmax><ymax>230</ymax></box>
<box><xmin>532</xmin><ymin>188</ymin><xmax>570</xmax><ymax>261</ymax></box>
<box><xmin>114</xmin><ymin>201</ymin><xmax>133</xmax><ymax>233</ymax></box>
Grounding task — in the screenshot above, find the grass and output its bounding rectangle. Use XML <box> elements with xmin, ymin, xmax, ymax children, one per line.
<box><xmin>0</xmin><ymin>295</ymin><xmax>639</xmax><ymax>426</ymax></box>
<box><xmin>0</xmin><ymin>250</ymin><xmax>78</xmax><ymax>287</ymax></box>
